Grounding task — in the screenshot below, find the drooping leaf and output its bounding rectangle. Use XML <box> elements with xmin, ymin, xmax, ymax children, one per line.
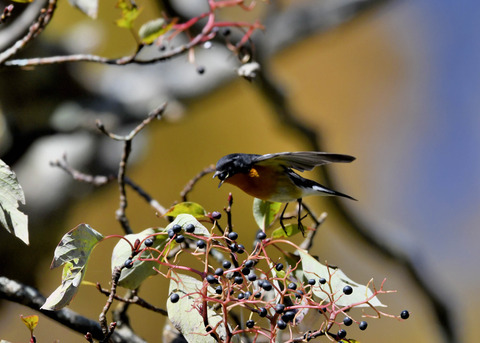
<box><xmin>116</xmin><ymin>0</ymin><xmax>141</xmax><ymax>29</ymax></box>
<box><xmin>138</xmin><ymin>17</ymin><xmax>177</xmax><ymax>45</ymax></box>
<box><xmin>42</xmin><ymin>224</ymin><xmax>103</xmax><ymax>310</ymax></box>
<box><xmin>298</xmin><ymin>249</ymin><xmax>385</xmax><ymax>308</ymax></box>
<box><xmin>112</xmin><ymin>228</ymin><xmax>168</xmax><ymax>289</ymax></box>
<box><xmin>167</xmin><ymin>274</ymin><xmax>234</xmax><ymax>343</ymax></box>
<box><xmin>253</xmin><ymin>198</ymin><xmax>282</xmax><ymax>231</ymax></box>
<box><xmin>20</xmin><ymin>315</ymin><xmax>38</xmax><ymax>333</ymax></box>
<box><xmin>0</xmin><ymin>159</ymin><xmax>29</xmax><ymax>245</ymax></box>
<box><xmin>165</xmin><ymin>202</ymin><xmax>207</xmax><ymax>219</ymax></box>
<box><xmin>271</xmin><ymin>223</ymin><xmax>302</xmax><ymax>238</ymax></box>
<box><xmin>68</xmin><ymin>0</ymin><xmax>98</xmax><ymax>18</ymax></box>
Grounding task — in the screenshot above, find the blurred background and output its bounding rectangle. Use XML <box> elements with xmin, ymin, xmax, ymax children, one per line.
<box><xmin>0</xmin><ymin>0</ymin><xmax>478</xmax><ymax>342</ymax></box>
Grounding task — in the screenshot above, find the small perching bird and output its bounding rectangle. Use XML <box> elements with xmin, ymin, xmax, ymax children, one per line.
<box><xmin>213</xmin><ymin>151</ymin><xmax>356</xmax><ymax>234</ymax></box>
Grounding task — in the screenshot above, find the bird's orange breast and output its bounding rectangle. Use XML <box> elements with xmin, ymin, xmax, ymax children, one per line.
<box><xmin>224</xmin><ymin>165</ymin><xmax>301</xmax><ymax>202</ymax></box>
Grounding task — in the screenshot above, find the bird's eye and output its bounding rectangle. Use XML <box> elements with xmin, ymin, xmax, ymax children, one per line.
<box><xmin>218</xmin><ymin>172</ymin><xmax>228</xmax><ymax>180</ymax></box>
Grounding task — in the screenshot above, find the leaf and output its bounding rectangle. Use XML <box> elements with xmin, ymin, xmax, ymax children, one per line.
<box><xmin>252</xmin><ymin>198</ymin><xmax>282</xmax><ymax>231</ymax></box>
<box><xmin>0</xmin><ymin>159</ymin><xmax>29</xmax><ymax>245</ymax></box>
<box><xmin>168</xmin><ymin>214</ymin><xmax>210</xmax><ymax>236</ymax></box>
<box><xmin>67</xmin><ymin>0</ymin><xmax>98</xmax><ymax>18</ymax></box>
<box><xmin>116</xmin><ymin>0</ymin><xmax>141</xmax><ymax>29</ymax></box>
<box><xmin>20</xmin><ymin>315</ymin><xmax>38</xmax><ymax>333</ymax></box>
<box><xmin>9</xmin><ymin>0</ymin><xmax>33</xmax><ymax>3</ymax></box>
<box><xmin>138</xmin><ymin>18</ymin><xmax>177</xmax><ymax>45</ymax></box>
<box><xmin>42</xmin><ymin>224</ymin><xmax>103</xmax><ymax>310</ymax></box>
<box><xmin>271</xmin><ymin>223</ymin><xmax>302</xmax><ymax>238</ymax></box>
<box><xmin>112</xmin><ymin>228</ymin><xmax>168</xmax><ymax>289</ymax></box>
<box><xmin>297</xmin><ymin>249</ymin><xmax>385</xmax><ymax>308</ymax></box>
<box><xmin>167</xmin><ymin>274</ymin><xmax>234</xmax><ymax>343</ymax></box>
<box><xmin>166</xmin><ymin>202</ymin><xmax>207</xmax><ymax>219</ymax></box>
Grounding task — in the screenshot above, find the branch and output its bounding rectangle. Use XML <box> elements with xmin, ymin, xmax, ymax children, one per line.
<box><xmin>0</xmin><ymin>276</ymin><xmax>144</xmax><ymax>343</ymax></box>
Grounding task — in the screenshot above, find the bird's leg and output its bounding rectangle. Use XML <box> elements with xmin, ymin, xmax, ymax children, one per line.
<box><xmin>297</xmin><ymin>198</ymin><xmax>305</xmax><ymax>236</ymax></box>
<box><xmin>280</xmin><ymin>203</ymin><xmax>289</xmax><ymax>234</ymax></box>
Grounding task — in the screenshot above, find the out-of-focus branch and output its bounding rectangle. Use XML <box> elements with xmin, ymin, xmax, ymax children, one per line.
<box><xmin>0</xmin><ymin>276</ymin><xmax>145</xmax><ymax>343</ymax></box>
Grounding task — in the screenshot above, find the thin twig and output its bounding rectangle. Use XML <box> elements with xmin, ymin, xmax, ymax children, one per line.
<box><xmin>99</xmin><ymin>266</ymin><xmax>123</xmax><ymax>339</ymax></box>
<box><xmin>0</xmin><ymin>0</ymin><xmax>57</xmax><ymax>64</ymax></box>
<box><xmin>50</xmin><ymin>154</ymin><xmax>113</xmax><ymax>186</ymax></box>
<box><xmin>180</xmin><ymin>164</ymin><xmax>215</xmax><ymax>201</ymax></box>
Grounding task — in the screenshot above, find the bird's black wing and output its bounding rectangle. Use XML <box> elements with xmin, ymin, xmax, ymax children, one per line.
<box><xmin>253</xmin><ymin>151</ymin><xmax>355</xmax><ymax>171</ymax></box>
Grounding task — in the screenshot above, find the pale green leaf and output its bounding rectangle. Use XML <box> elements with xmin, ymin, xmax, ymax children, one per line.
<box><xmin>0</xmin><ymin>159</ymin><xmax>29</xmax><ymax>244</ymax></box>
<box><xmin>252</xmin><ymin>198</ymin><xmax>282</xmax><ymax>231</ymax></box>
<box><xmin>271</xmin><ymin>223</ymin><xmax>301</xmax><ymax>238</ymax></box>
<box><xmin>168</xmin><ymin>274</ymin><xmax>236</xmax><ymax>343</ymax></box>
<box><xmin>42</xmin><ymin>224</ymin><xmax>103</xmax><ymax>310</ymax></box>
<box><xmin>166</xmin><ymin>202</ymin><xmax>207</xmax><ymax>219</ymax></box>
<box><xmin>139</xmin><ymin>18</ymin><xmax>165</xmax><ymax>44</ymax></box>
<box><xmin>116</xmin><ymin>0</ymin><xmax>141</xmax><ymax>29</ymax></box>
<box><xmin>298</xmin><ymin>249</ymin><xmax>385</xmax><ymax>308</ymax></box>
<box><xmin>68</xmin><ymin>0</ymin><xmax>98</xmax><ymax>18</ymax></box>
<box><xmin>112</xmin><ymin>228</ymin><xmax>168</xmax><ymax>289</ymax></box>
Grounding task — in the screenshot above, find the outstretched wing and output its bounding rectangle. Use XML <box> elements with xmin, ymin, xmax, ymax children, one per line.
<box><xmin>253</xmin><ymin>151</ymin><xmax>355</xmax><ymax>171</ymax></box>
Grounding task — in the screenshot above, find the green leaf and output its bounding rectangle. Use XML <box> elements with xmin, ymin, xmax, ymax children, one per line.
<box><xmin>42</xmin><ymin>224</ymin><xmax>103</xmax><ymax>310</ymax></box>
<box><xmin>112</xmin><ymin>228</ymin><xmax>168</xmax><ymax>289</ymax></box>
<box><xmin>166</xmin><ymin>202</ymin><xmax>207</xmax><ymax>219</ymax></box>
<box><xmin>138</xmin><ymin>18</ymin><xmax>165</xmax><ymax>44</ymax></box>
<box><xmin>168</xmin><ymin>274</ymin><xmax>235</xmax><ymax>343</ymax></box>
<box><xmin>116</xmin><ymin>0</ymin><xmax>141</xmax><ymax>29</ymax></box>
<box><xmin>20</xmin><ymin>315</ymin><xmax>38</xmax><ymax>333</ymax></box>
<box><xmin>252</xmin><ymin>198</ymin><xmax>282</xmax><ymax>231</ymax></box>
<box><xmin>0</xmin><ymin>159</ymin><xmax>29</xmax><ymax>245</ymax></box>
<box><xmin>298</xmin><ymin>249</ymin><xmax>385</xmax><ymax>308</ymax></box>
<box><xmin>67</xmin><ymin>0</ymin><xmax>98</xmax><ymax>18</ymax></box>
<box><xmin>271</xmin><ymin>223</ymin><xmax>302</xmax><ymax>238</ymax></box>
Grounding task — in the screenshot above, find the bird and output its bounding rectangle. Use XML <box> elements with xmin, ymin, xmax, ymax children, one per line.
<box><xmin>213</xmin><ymin>151</ymin><xmax>356</xmax><ymax>234</ymax></box>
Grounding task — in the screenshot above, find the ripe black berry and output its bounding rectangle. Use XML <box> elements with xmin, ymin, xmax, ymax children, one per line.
<box><xmin>262</xmin><ymin>281</ymin><xmax>272</xmax><ymax>291</ymax></box>
<box><xmin>215</xmin><ymin>268</ymin><xmax>224</xmax><ymax>276</ymax></box>
<box><xmin>170</xmin><ymin>293</ymin><xmax>180</xmax><ymax>303</ymax></box>
<box><xmin>277</xmin><ymin>319</ymin><xmax>287</xmax><ymax>330</ymax></box>
<box><xmin>144</xmin><ymin>238</ymin><xmax>154</xmax><ymax>247</ymax></box>
<box><xmin>244</xmin><ymin>291</ymin><xmax>252</xmax><ymax>298</ymax></box>
<box><xmin>343</xmin><ymin>285</ymin><xmax>353</xmax><ymax>295</ymax></box>
<box><xmin>343</xmin><ymin>317</ymin><xmax>353</xmax><ymax>326</ymax></box>
<box><xmin>244</xmin><ymin>260</ymin><xmax>254</xmax><ymax>268</ymax></box>
<box><xmin>254</xmin><ymin>291</ymin><xmax>261</xmax><ymax>298</ymax></box>
<box><xmin>257</xmin><ymin>231</ymin><xmax>267</xmax><ymax>240</ymax></box>
<box><xmin>319</xmin><ymin>277</ymin><xmax>326</xmax><ymax>284</ymax></box>
<box><xmin>228</xmin><ymin>231</ymin><xmax>238</xmax><ymax>240</ymax></box>
<box><xmin>222</xmin><ymin>260</ymin><xmax>232</xmax><ymax>269</ymax></box>
<box><xmin>168</xmin><ymin>229</ymin><xmax>175</xmax><ymax>239</ymax></box>
<box><xmin>211</xmin><ymin>211</ymin><xmax>221</xmax><ymax>219</ymax></box>
<box><xmin>196</xmin><ymin>240</ymin><xmax>206</xmax><ymax>249</ymax></box>
<box><xmin>229</xmin><ymin>243</ymin><xmax>238</xmax><ymax>252</ymax></box>
<box><xmin>242</xmin><ymin>267</ymin><xmax>251</xmax><ymax>275</ymax></box>
<box><xmin>234</xmin><ymin>276</ymin><xmax>243</xmax><ymax>284</ymax></box>
<box><xmin>124</xmin><ymin>259</ymin><xmax>134</xmax><ymax>268</ymax></box>
<box><xmin>172</xmin><ymin>224</ymin><xmax>182</xmax><ymax>233</ymax></box>
<box><xmin>237</xmin><ymin>293</ymin><xmax>245</xmax><ymax>300</ymax></box>
<box><xmin>275</xmin><ymin>263</ymin><xmax>284</xmax><ymax>271</ymax></box>
<box><xmin>282</xmin><ymin>310</ymin><xmax>297</xmax><ymax>322</ymax></box>
<box><xmin>359</xmin><ymin>321</ymin><xmax>368</xmax><ymax>330</ymax></box>
<box><xmin>275</xmin><ymin>303</ymin><xmax>285</xmax><ymax>314</ymax></box>
<box><xmin>400</xmin><ymin>310</ymin><xmax>410</xmax><ymax>319</ymax></box>
<box><xmin>248</xmin><ymin>274</ymin><xmax>257</xmax><ymax>282</ymax></box>
<box><xmin>175</xmin><ymin>235</ymin><xmax>185</xmax><ymax>243</ymax></box>
<box><xmin>185</xmin><ymin>223</ymin><xmax>195</xmax><ymax>233</ymax></box>
<box><xmin>215</xmin><ymin>285</ymin><xmax>223</xmax><ymax>294</ymax></box>
<box><xmin>246</xmin><ymin>319</ymin><xmax>255</xmax><ymax>328</ymax></box>
<box><xmin>206</xmin><ymin>275</ymin><xmax>217</xmax><ymax>284</ymax></box>
<box><xmin>287</xmin><ymin>282</ymin><xmax>297</xmax><ymax>290</ymax></box>
<box><xmin>197</xmin><ymin>66</ymin><xmax>206</xmax><ymax>75</ymax></box>
<box><xmin>258</xmin><ymin>307</ymin><xmax>267</xmax><ymax>317</ymax></box>
<box><xmin>237</xmin><ymin>244</ymin><xmax>245</xmax><ymax>254</ymax></box>
<box><xmin>337</xmin><ymin>329</ymin><xmax>347</xmax><ymax>339</ymax></box>
<box><xmin>308</xmin><ymin>278</ymin><xmax>316</xmax><ymax>285</ymax></box>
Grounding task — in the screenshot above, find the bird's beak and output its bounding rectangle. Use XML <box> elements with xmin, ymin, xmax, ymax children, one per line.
<box><xmin>213</xmin><ymin>171</ymin><xmax>227</xmax><ymax>188</ymax></box>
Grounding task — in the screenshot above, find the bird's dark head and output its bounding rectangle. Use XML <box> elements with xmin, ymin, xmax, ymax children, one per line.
<box><xmin>213</xmin><ymin>153</ymin><xmax>258</xmax><ymax>186</ymax></box>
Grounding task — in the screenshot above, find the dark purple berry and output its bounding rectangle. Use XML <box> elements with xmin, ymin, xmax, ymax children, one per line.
<box><xmin>262</xmin><ymin>281</ymin><xmax>272</xmax><ymax>291</ymax></box>
<box><xmin>275</xmin><ymin>263</ymin><xmax>284</xmax><ymax>271</ymax></box>
<box><xmin>244</xmin><ymin>260</ymin><xmax>254</xmax><ymax>268</ymax></box>
<box><xmin>172</xmin><ymin>224</ymin><xmax>182</xmax><ymax>233</ymax></box>
<box><xmin>237</xmin><ymin>244</ymin><xmax>245</xmax><ymax>254</ymax></box>
<box><xmin>254</xmin><ymin>291</ymin><xmax>261</xmax><ymax>298</ymax></box>
<box><xmin>400</xmin><ymin>310</ymin><xmax>410</xmax><ymax>319</ymax></box>
<box><xmin>228</xmin><ymin>231</ymin><xmax>238</xmax><ymax>240</ymax></box>
<box><xmin>168</xmin><ymin>230</ymin><xmax>175</xmax><ymax>239</ymax></box>
<box><xmin>215</xmin><ymin>285</ymin><xmax>223</xmax><ymax>294</ymax></box>
<box><xmin>229</xmin><ymin>243</ymin><xmax>238</xmax><ymax>252</ymax></box>
<box><xmin>287</xmin><ymin>282</ymin><xmax>297</xmax><ymax>290</ymax></box>
<box><xmin>175</xmin><ymin>235</ymin><xmax>185</xmax><ymax>243</ymax></box>
<box><xmin>275</xmin><ymin>303</ymin><xmax>285</xmax><ymax>314</ymax></box>
<box><xmin>246</xmin><ymin>319</ymin><xmax>255</xmax><ymax>328</ymax></box>
<box><xmin>248</xmin><ymin>274</ymin><xmax>257</xmax><ymax>282</ymax></box>
<box><xmin>144</xmin><ymin>238</ymin><xmax>154</xmax><ymax>247</ymax></box>
<box><xmin>185</xmin><ymin>223</ymin><xmax>195</xmax><ymax>233</ymax></box>
<box><xmin>277</xmin><ymin>319</ymin><xmax>287</xmax><ymax>330</ymax></box>
<box><xmin>196</xmin><ymin>240</ymin><xmax>206</xmax><ymax>249</ymax></box>
<box><xmin>170</xmin><ymin>293</ymin><xmax>180</xmax><ymax>303</ymax></box>
<box><xmin>197</xmin><ymin>66</ymin><xmax>206</xmax><ymax>74</ymax></box>
<box><xmin>237</xmin><ymin>293</ymin><xmax>245</xmax><ymax>300</ymax></box>
<box><xmin>319</xmin><ymin>278</ymin><xmax>326</xmax><ymax>284</ymax></box>
<box><xmin>215</xmin><ymin>268</ymin><xmax>224</xmax><ymax>276</ymax></box>
<box><xmin>308</xmin><ymin>279</ymin><xmax>316</xmax><ymax>285</ymax></box>
<box><xmin>343</xmin><ymin>285</ymin><xmax>353</xmax><ymax>295</ymax></box>
<box><xmin>244</xmin><ymin>291</ymin><xmax>252</xmax><ymax>298</ymax></box>
<box><xmin>234</xmin><ymin>276</ymin><xmax>243</xmax><ymax>284</ymax></box>
<box><xmin>343</xmin><ymin>317</ymin><xmax>353</xmax><ymax>326</ymax></box>
<box><xmin>257</xmin><ymin>231</ymin><xmax>267</xmax><ymax>240</ymax></box>
<box><xmin>258</xmin><ymin>307</ymin><xmax>267</xmax><ymax>317</ymax></box>
<box><xmin>222</xmin><ymin>260</ymin><xmax>232</xmax><ymax>269</ymax></box>
<box><xmin>124</xmin><ymin>259</ymin><xmax>134</xmax><ymax>268</ymax></box>
<box><xmin>211</xmin><ymin>211</ymin><xmax>221</xmax><ymax>219</ymax></box>
<box><xmin>359</xmin><ymin>321</ymin><xmax>368</xmax><ymax>330</ymax></box>
<box><xmin>337</xmin><ymin>329</ymin><xmax>347</xmax><ymax>339</ymax></box>
<box><xmin>206</xmin><ymin>275</ymin><xmax>217</xmax><ymax>284</ymax></box>
<box><xmin>242</xmin><ymin>267</ymin><xmax>251</xmax><ymax>275</ymax></box>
